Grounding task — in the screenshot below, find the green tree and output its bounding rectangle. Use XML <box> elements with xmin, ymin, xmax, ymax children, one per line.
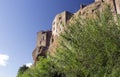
<box><xmin>54</xmin><ymin>6</ymin><xmax>120</xmax><ymax>77</ymax></box>
<box><xmin>17</xmin><ymin>65</ymin><xmax>29</xmax><ymax>77</ymax></box>
<box><xmin>17</xmin><ymin>6</ymin><xmax>120</xmax><ymax>77</ymax></box>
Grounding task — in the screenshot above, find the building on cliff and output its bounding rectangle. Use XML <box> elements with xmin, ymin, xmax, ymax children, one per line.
<box><xmin>32</xmin><ymin>30</ymin><xmax>52</xmax><ymax>63</ymax></box>
<box><xmin>32</xmin><ymin>0</ymin><xmax>120</xmax><ymax>63</ymax></box>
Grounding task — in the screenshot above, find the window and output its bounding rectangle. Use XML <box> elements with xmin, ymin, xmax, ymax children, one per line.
<box><xmin>40</xmin><ymin>41</ymin><xmax>41</xmax><ymax>44</ymax></box>
<box><xmin>52</xmin><ymin>38</ymin><xmax>54</xmax><ymax>42</ymax></box>
<box><xmin>59</xmin><ymin>17</ymin><xmax>62</xmax><ymax>20</ymax></box>
<box><xmin>43</xmin><ymin>36</ymin><xmax>44</xmax><ymax>40</ymax></box>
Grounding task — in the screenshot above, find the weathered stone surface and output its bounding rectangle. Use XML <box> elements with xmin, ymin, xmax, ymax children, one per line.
<box><xmin>36</xmin><ymin>31</ymin><xmax>52</xmax><ymax>47</ymax></box>
<box><xmin>32</xmin><ymin>30</ymin><xmax>52</xmax><ymax>63</ymax></box>
<box><xmin>32</xmin><ymin>0</ymin><xmax>120</xmax><ymax>64</ymax></box>
<box><xmin>48</xmin><ymin>0</ymin><xmax>120</xmax><ymax>56</ymax></box>
<box><xmin>52</xmin><ymin>11</ymin><xmax>73</xmax><ymax>37</ymax></box>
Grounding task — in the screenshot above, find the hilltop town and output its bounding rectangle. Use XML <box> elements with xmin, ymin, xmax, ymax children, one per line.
<box><xmin>32</xmin><ymin>0</ymin><xmax>120</xmax><ymax>64</ymax></box>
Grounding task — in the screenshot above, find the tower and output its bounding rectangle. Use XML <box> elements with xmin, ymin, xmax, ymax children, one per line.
<box><xmin>32</xmin><ymin>31</ymin><xmax>52</xmax><ymax>63</ymax></box>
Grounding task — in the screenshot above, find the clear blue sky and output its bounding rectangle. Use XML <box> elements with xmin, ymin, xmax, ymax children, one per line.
<box><xmin>0</xmin><ymin>0</ymin><xmax>94</xmax><ymax>77</ymax></box>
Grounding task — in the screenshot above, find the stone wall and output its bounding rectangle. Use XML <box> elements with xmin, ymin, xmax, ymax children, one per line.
<box><xmin>52</xmin><ymin>11</ymin><xmax>73</xmax><ymax>37</ymax></box>
<box><xmin>32</xmin><ymin>0</ymin><xmax>120</xmax><ymax>63</ymax></box>
<box><xmin>32</xmin><ymin>31</ymin><xmax>52</xmax><ymax>63</ymax></box>
<box><xmin>36</xmin><ymin>31</ymin><xmax>51</xmax><ymax>47</ymax></box>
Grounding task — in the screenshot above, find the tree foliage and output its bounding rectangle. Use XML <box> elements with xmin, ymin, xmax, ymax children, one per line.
<box><xmin>17</xmin><ymin>65</ymin><xmax>29</xmax><ymax>77</ymax></box>
<box><xmin>17</xmin><ymin>6</ymin><xmax>120</xmax><ymax>77</ymax></box>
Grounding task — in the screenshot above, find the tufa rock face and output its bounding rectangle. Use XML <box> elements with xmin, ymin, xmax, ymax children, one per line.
<box><xmin>32</xmin><ymin>0</ymin><xmax>120</xmax><ymax>64</ymax></box>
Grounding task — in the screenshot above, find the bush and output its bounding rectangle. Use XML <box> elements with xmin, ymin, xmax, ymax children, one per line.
<box><xmin>17</xmin><ymin>65</ymin><xmax>29</xmax><ymax>77</ymax></box>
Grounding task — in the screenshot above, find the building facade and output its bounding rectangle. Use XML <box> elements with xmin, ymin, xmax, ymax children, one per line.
<box><xmin>32</xmin><ymin>0</ymin><xmax>120</xmax><ymax>64</ymax></box>
<box><xmin>52</xmin><ymin>11</ymin><xmax>73</xmax><ymax>37</ymax></box>
<box><xmin>95</xmin><ymin>0</ymin><xmax>120</xmax><ymax>14</ymax></box>
<box><xmin>36</xmin><ymin>31</ymin><xmax>52</xmax><ymax>47</ymax></box>
<box><xmin>32</xmin><ymin>31</ymin><xmax>52</xmax><ymax>62</ymax></box>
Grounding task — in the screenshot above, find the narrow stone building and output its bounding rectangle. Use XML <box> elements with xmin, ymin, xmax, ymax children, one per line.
<box><xmin>32</xmin><ymin>30</ymin><xmax>52</xmax><ymax>63</ymax></box>
<box><xmin>48</xmin><ymin>11</ymin><xmax>73</xmax><ymax>55</ymax></box>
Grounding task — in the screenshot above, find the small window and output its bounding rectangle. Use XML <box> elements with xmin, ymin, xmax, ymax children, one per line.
<box><xmin>43</xmin><ymin>36</ymin><xmax>44</xmax><ymax>40</ymax></box>
<box><xmin>91</xmin><ymin>9</ymin><xmax>94</xmax><ymax>13</ymax></box>
<box><xmin>40</xmin><ymin>41</ymin><xmax>41</xmax><ymax>44</ymax></box>
<box><xmin>52</xmin><ymin>38</ymin><xmax>54</xmax><ymax>42</ymax></box>
<box><xmin>59</xmin><ymin>17</ymin><xmax>61</xmax><ymax>20</ymax></box>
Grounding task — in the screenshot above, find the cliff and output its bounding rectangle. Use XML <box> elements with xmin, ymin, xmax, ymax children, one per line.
<box><xmin>32</xmin><ymin>0</ymin><xmax>120</xmax><ymax>64</ymax></box>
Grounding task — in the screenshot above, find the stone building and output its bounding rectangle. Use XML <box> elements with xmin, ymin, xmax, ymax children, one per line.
<box><xmin>74</xmin><ymin>0</ymin><xmax>120</xmax><ymax>20</ymax></box>
<box><xmin>32</xmin><ymin>0</ymin><xmax>120</xmax><ymax>63</ymax></box>
<box><xmin>52</xmin><ymin>11</ymin><xmax>73</xmax><ymax>37</ymax></box>
<box><xmin>95</xmin><ymin>0</ymin><xmax>120</xmax><ymax>14</ymax></box>
<box><xmin>32</xmin><ymin>30</ymin><xmax>52</xmax><ymax>62</ymax></box>
<box><xmin>36</xmin><ymin>31</ymin><xmax>52</xmax><ymax>47</ymax></box>
<box><xmin>47</xmin><ymin>11</ymin><xmax>73</xmax><ymax>55</ymax></box>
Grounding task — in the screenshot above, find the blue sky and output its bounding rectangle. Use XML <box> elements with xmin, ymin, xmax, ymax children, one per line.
<box><xmin>0</xmin><ymin>0</ymin><xmax>94</xmax><ymax>77</ymax></box>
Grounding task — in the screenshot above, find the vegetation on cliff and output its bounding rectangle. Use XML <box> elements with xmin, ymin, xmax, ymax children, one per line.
<box><xmin>17</xmin><ymin>6</ymin><xmax>120</xmax><ymax>77</ymax></box>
